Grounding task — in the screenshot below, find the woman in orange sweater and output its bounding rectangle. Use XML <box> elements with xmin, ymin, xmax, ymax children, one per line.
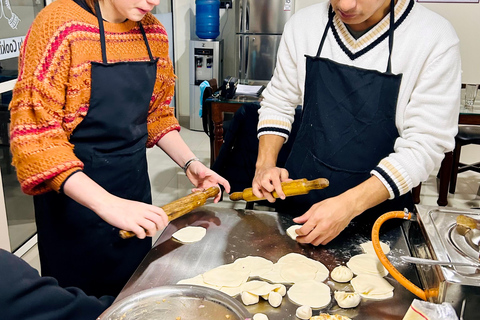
<box><xmin>9</xmin><ymin>0</ymin><xmax>230</xmax><ymax>297</ymax></box>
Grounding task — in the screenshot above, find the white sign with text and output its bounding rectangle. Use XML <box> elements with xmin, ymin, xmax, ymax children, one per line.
<box><xmin>0</xmin><ymin>36</ymin><xmax>24</xmax><ymax>61</ymax></box>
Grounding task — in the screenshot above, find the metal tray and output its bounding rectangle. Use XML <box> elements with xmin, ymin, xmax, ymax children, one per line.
<box><xmin>97</xmin><ymin>285</ymin><xmax>251</xmax><ymax>320</ymax></box>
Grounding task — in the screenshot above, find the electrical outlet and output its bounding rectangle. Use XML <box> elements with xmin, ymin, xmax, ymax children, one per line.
<box><xmin>220</xmin><ymin>1</ymin><xmax>232</xmax><ymax>9</ymax></box>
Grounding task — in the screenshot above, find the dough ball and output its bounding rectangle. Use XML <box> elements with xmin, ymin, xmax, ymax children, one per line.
<box><xmin>360</xmin><ymin>241</ymin><xmax>390</xmax><ymax>255</ymax></box>
<box><xmin>253</xmin><ymin>313</ymin><xmax>269</xmax><ymax>320</ymax></box>
<box><xmin>241</xmin><ymin>291</ymin><xmax>259</xmax><ymax>305</ymax></box>
<box><xmin>296</xmin><ymin>305</ymin><xmax>312</xmax><ymax>319</ymax></box>
<box><xmin>172</xmin><ymin>226</ymin><xmax>206</xmax><ymax>243</ymax></box>
<box><xmin>286</xmin><ymin>225</ymin><xmax>302</xmax><ymax>240</ymax></box>
<box><xmin>268</xmin><ymin>291</ymin><xmax>282</xmax><ymax>308</ymax></box>
<box><xmin>334</xmin><ymin>291</ymin><xmax>361</xmax><ymax>309</ymax></box>
<box><xmin>330</xmin><ymin>266</ymin><xmax>353</xmax><ymax>283</ymax></box>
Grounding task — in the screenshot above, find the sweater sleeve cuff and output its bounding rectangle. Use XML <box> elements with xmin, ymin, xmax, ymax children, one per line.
<box><xmin>370</xmin><ymin>158</ymin><xmax>413</xmax><ymax>200</ymax></box>
<box><xmin>46</xmin><ymin>168</ymin><xmax>83</xmax><ymax>193</ymax></box>
<box><xmin>257</xmin><ymin>114</ymin><xmax>292</xmax><ymax>143</ymax></box>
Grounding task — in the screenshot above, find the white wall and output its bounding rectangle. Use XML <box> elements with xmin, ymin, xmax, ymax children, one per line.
<box><xmin>421</xmin><ymin>2</ymin><xmax>480</xmax><ymax>84</ymax></box>
<box><xmin>173</xmin><ymin>0</ymin><xmax>480</xmax><ymax>118</ymax></box>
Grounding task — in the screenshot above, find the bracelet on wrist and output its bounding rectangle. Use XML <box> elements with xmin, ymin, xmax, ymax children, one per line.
<box><xmin>183</xmin><ymin>157</ymin><xmax>200</xmax><ymax>173</ymax></box>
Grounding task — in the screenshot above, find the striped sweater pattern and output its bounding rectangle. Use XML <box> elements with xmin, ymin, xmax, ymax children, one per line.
<box><xmin>9</xmin><ymin>0</ymin><xmax>180</xmax><ymax>195</ymax></box>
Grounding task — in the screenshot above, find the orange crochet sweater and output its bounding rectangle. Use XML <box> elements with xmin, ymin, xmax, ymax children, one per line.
<box><xmin>9</xmin><ymin>0</ymin><xmax>180</xmax><ymax>195</ymax></box>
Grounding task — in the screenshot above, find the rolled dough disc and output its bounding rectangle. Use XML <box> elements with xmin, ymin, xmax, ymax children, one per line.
<box><xmin>346</xmin><ymin>254</ymin><xmax>388</xmax><ymax>277</ymax></box>
<box><xmin>233</xmin><ymin>256</ymin><xmax>274</xmax><ymax>277</ymax></box>
<box><xmin>350</xmin><ymin>274</ymin><xmax>394</xmax><ymax>300</ymax></box>
<box><xmin>203</xmin><ymin>264</ymin><xmax>249</xmax><ymax>288</ymax></box>
<box><xmin>360</xmin><ymin>241</ymin><xmax>390</xmax><ymax>255</ymax></box>
<box><xmin>287</xmin><ymin>280</ymin><xmax>331</xmax><ymax>309</ymax></box>
<box><xmin>172</xmin><ymin>226</ymin><xmax>206</xmax><ymax>243</ymax></box>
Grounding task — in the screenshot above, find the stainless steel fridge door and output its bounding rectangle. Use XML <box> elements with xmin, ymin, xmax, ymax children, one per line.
<box><xmin>236</xmin><ymin>0</ymin><xmax>295</xmax><ymax>34</ymax></box>
<box><xmin>237</xmin><ymin>34</ymin><xmax>282</xmax><ymax>83</ymax></box>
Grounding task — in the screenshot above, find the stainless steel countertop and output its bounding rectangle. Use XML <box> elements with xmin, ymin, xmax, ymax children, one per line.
<box><xmin>117</xmin><ymin>205</ymin><xmax>420</xmax><ymax>319</ymax></box>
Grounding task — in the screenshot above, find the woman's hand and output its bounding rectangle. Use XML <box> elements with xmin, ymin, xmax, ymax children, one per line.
<box><xmin>94</xmin><ymin>195</ymin><xmax>169</xmax><ymax>239</ymax></box>
<box><xmin>186</xmin><ymin>160</ymin><xmax>230</xmax><ymax>202</ymax></box>
<box><xmin>63</xmin><ymin>171</ymin><xmax>168</xmax><ymax>239</ymax></box>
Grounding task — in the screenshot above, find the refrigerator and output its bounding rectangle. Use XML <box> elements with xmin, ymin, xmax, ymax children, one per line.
<box><xmin>235</xmin><ymin>0</ymin><xmax>295</xmax><ymax>84</ymax></box>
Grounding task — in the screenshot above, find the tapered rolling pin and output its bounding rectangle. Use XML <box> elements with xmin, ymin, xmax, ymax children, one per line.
<box><xmin>229</xmin><ymin>178</ymin><xmax>329</xmax><ymax>202</ymax></box>
<box><xmin>119</xmin><ymin>186</ymin><xmax>220</xmax><ymax>239</ymax></box>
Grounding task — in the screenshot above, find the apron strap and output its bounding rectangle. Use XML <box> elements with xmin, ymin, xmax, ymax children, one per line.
<box><xmin>316</xmin><ymin>6</ymin><xmax>334</xmax><ymax>58</ymax></box>
<box><xmin>138</xmin><ymin>22</ymin><xmax>155</xmax><ymax>61</ymax></box>
<box><xmin>94</xmin><ymin>2</ymin><xmax>155</xmax><ymax>63</ymax></box>
<box><xmin>386</xmin><ymin>0</ymin><xmax>395</xmax><ymax>74</ymax></box>
<box><xmin>317</xmin><ymin>1</ymin><xmax>396</xmax><ymax>73</ymax></box>
<box><xmin>94</xmin><ymin>1</ymin><xmax>108</xmax><ymax>64</ymax></box>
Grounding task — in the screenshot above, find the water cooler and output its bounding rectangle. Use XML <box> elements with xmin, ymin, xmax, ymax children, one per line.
<box><xmin>189</xmin><ymin>39</ymin><xmax>223</xmax><ymax>131</ymax></box>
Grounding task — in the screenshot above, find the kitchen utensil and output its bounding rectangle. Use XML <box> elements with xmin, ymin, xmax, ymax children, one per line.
<box><xmin>97</xmin><ymin>285</ymin><xmax>251</xmax><ymax>320</ymax></box>
<box><xmin>229</xmin><ymin>178</ymin><xmax>329</xmax><ymax>202</ymax></box>
<box><xmin>400</xmin><ymin>256</ymin><xmax>480</xmax><ymax>268</ymax></box>
<box><xmin>372</xmin><ymin>209</ymin><xmax>437</xmax><ymax>301</ymax></box>
<box><xmin>456</xmin><ymin>215</ymin><xmax>480</xmax><ymax>253</ymax></box>
<box><xmin>119</xmin><ymin>187</ymin><xmax>220</xmax><ymax>239</ymax></box>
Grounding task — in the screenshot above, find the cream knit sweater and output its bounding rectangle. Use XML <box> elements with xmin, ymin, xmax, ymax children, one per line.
<box><xmin>258</xmin><ymin>0</ymin><xmax>461</xmax><ymax>199</ymax></box>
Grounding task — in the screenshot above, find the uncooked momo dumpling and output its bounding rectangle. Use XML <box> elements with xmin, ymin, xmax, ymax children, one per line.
<box><xmin>253</xmin><ymin>314</ymin><xmax>269</xmax><ymax>320</ymax></box>
<box><xmin>268</xmin><ymin>291</ymin><xmax>282</xmax><ymax>307</ymax></box>
<box><xmin>330</xmin><ymin>266</ymin><xmax>353</xmax><ymax>283</ymax></box>
<box><xmin>334</xmin><ymin>291</ymin><xmax>361</xmax><ymax>308</ymax></box>
<box><xmin>296</xmin><ymin>305</ymin><xmax>313</xmax><ymax>319</ymax></box>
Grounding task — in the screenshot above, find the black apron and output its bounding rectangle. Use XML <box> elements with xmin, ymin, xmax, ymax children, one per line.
<box><xmin>281</xmin><ymin>1</ymin><xmax>413</xmax><ymax>223</ymax></box>
<box><xmin>34</xmin><ymin>3</ymin><xmax>158</xmax><ymax>298</ymax></box>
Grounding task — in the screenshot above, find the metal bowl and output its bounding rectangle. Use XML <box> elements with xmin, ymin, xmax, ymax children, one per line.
<box><xmin>97</xmin><ymin>285</ymin><xmax>251</xmax><ymax>320</ymax></box>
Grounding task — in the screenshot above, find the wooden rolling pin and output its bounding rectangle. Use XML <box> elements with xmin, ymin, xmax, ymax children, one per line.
<box><xmin>229</xmin><ymin>178</ymin><xmax>329</xmax><ymax>202</ymax></box>
<box><xmin>119</xmin><ymin>186</ymin><xmax>220</xmax><ymax>239</ymax></box>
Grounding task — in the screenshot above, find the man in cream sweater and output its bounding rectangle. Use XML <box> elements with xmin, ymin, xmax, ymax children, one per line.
<box><xmin>252</xmin><ymin>0</ymin><xmax>461</xmax><ymax>245</ymax></box>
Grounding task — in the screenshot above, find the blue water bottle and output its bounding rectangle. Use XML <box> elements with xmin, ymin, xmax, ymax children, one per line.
<box><xmin>195</xmin><ymin>0</ymin><xmax>220</xmax><ymax>40</ymax></box>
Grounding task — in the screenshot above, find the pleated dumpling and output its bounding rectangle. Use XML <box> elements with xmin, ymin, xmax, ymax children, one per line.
<box><xmin>330</xmin><ymin>265</ymin><xmax>353</xmax><ymax>283</ymax></box>
<box><xmin>334</xmin><ymin>291</ymin><xmax>361</xmax><ymax>308</ymax></box>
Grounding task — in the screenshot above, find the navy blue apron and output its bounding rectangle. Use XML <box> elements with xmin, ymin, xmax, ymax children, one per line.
<box><xmin>33</xmin><ymin>3</ymin><xmax>158</xmax><ymax>297</ymax></box>
<box><xmin>281</xmin><ymin>1</ymin><xmax>413</xmax><ymax>222</ymax></box>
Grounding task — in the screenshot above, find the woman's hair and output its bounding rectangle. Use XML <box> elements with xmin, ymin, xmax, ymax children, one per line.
<box><xmin>85</xmin><ymin>0</ymin><xmax>98</xmax><ymax>13</ymax></box>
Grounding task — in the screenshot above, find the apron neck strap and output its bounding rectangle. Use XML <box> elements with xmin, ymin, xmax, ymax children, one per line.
<box><xmin>95</xmin><ymin>1</ymin><xmax>108</xmax><ymax>63</ymax></box>
<box><xmin>94</xmin><ymin>2</ymin><xmax>155</xmax><ymax>64</ymax></box>
<box><xmin>316</xmin><ymin>6</ymin><xmax>334</xmax><ymax>58</ymax></box>
<box><xmin>386</xmin><ymin>0</ymin><xmax>395</xmax><ymax>73</ymax></box>
<box><xmin>317</xmin><ymin>1</ymin><xmax>396</xmax><ymax>74</ymax></box>
<box><xmin>138</xmin><ymin>23</ymin><xmax>155</xmax><ymax>61</ymax></box>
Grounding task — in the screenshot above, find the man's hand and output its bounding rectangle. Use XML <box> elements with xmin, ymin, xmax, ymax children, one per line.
<box><xmin>293</xmin><ymin>193</ymin><xmax>358</xmax><ymax>245</ymax></box>
<box><xmin>252</xmin><ymin>165</ymin><xmax>290</xmax><ymax>202</ymax></box>
<box><xmin>252</xmin><ymin>134</ymin><xmax>289</xmax><ymax>202</ymax></box>
<box><xmin>292</xmin><ymin>176</ymin><xmax>390</xmax><ymax>245</ymax></box>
